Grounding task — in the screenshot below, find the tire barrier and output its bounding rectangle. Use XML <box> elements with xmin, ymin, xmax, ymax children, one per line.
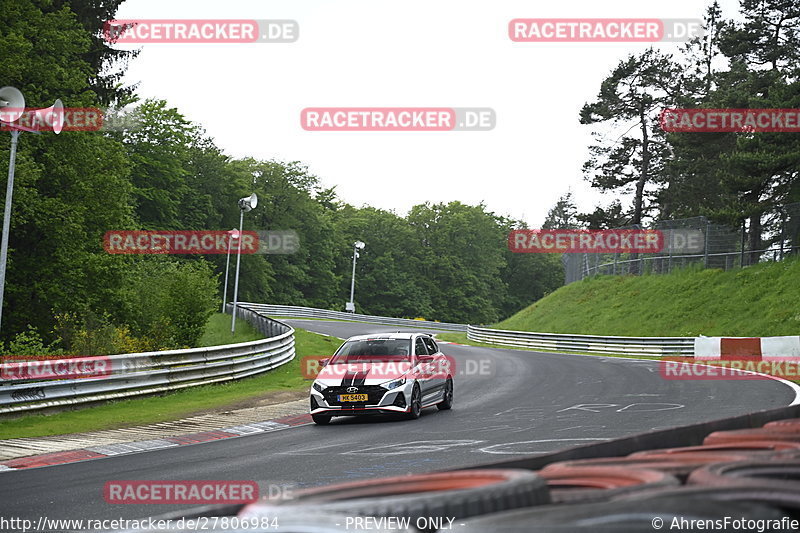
<box><xmin>630</xmin><ymin>441</ymin><xmax>800</xmax><ymax>457</ymax></box>
<box><xmin>688</xmin><ymin>460</ymin><xmax>800</xmax><ymax>491</ymax></box>
<box><xmin>457</xmin><ymin>494</ymin><xmax>789</xmax><ymax>533</ymax></box>
<box><xmin>537</xmin><ymin>465</ymin><xmax>679</xmax><ymax>503</ymax></box>
<box><xmin>704</xmin><ymin>428</ymin><xmax>800</xmax><ymax>445</ymax></box>
<box><xmin>541</xmin><ymin>453</ymin><xmax>752</xmax><ymax>485</ymax></box>
<box><xmin>238</xmin><ymin>470</ymin><xmax>550</xmax><ymax>527</ymax></box>
<box><xmin>765</xmin><ymin>417</ymin><xmax>800</xmax><ymax>429</ymax></box>
<box><xmin>616</xmin><ymin>485</ymin><xmax>800</xmax><ymax>515</ymax></box>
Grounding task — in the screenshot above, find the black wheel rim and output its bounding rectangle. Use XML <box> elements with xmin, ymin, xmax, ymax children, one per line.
<box><xmin>445</xmin><ymin>379</ymin><xmax>453</xmax><ymax>403</ymax></box>
<box><xmin>412</xmin><ymin>388</ymin><xmax>421</xmax><ymax>415</ymax></box>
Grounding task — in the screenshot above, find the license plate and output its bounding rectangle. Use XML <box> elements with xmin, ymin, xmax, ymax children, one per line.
<box><xmin>339</xmin><ymin>394</ymin><xmax>369</xmax><ymax>402</ymax></box>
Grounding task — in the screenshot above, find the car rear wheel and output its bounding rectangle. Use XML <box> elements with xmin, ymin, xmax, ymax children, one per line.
<box><xmin>405</xmin><ymin>385</ymin><xmax>422</xmax><ymax>420</ymax></box>
<box><xmin>438</xmin><ymin>377</ymin><xmax>453</xmax><ymax>410</ymax></box>
<box><xmin>312</xmin><ymin>414</ymin><xmax>331</xmax><ymax>425</ymax></box>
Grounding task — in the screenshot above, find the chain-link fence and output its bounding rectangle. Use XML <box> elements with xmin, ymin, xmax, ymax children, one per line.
<box><xmin>564</xmin><ymin>203</ymin><xmax>800</xmax><ymax>284</ymax></box>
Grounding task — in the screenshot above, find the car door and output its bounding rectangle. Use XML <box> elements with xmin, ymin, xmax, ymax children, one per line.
<box><xmin>413</xmin><ymin>336</ymin><xmax>434</xmax><ymax>399</ymax></box>
<box><xmin>422</xmin><ymin>336</ymin><xmax>446</xmax><ymax>396</ymax></box>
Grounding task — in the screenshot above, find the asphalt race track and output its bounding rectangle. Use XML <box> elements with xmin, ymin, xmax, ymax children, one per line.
<box><xmin>1</xmin><ymin>319</ymin><xmax>797</xmax><ymax>523</ymax></box>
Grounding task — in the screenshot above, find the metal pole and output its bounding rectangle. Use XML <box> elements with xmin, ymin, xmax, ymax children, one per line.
<box><xmin>740</xmin><ymin>219</ymin><xmax>746</xmax><ymax>268</ymax></box>
<box><xmin>222</xmin><ymin>231</ymin><xmax>235</xmax><ymax>313</ymax></box>
<box><xmin>703</xmin><ymin>220</ymin><xmax>710</xmax><ymax>268</ymax></box>
<box><xmin>348</xmin><ymin>244</ymin><xmax>357</xmax><ymax>311</ymax></box>
<box><xmin>231</xmin><ymin>210</ymin><xmax>244</xmax><ymax>333</ymax></box>
<box><xmin>0</xmin><ymin>130</ymin><xmax>20</xmax><ymax>334</ymax></box>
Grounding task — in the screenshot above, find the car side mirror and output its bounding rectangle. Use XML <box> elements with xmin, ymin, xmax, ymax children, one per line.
<box><xmin>319</xmin><ymin>358</ymin><xmax>330</xmax><ymax>367</ymax></box>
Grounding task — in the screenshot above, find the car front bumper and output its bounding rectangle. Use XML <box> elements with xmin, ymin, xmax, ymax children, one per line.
<box><xmin>309</xmin><ymin>381</ymin><xmax>413</xmax><ymax>416</ymax></box>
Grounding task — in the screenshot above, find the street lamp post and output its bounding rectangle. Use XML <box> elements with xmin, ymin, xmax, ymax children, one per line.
<box><xmin>231</xmin><ymin>193</ymin><xmax>258</xmax><ymax>333</ymax></box>
<box><xmin>346</xmin><ymin>240</ymin><xmax>365</xmax><ymax>313</ymax></box>
<box><xmin>221</xmin><ymin>228</ymin><xmax>239</xmax><ymax>313</ymax></box>
<box><xmin>0</xmin><ymin>87</ymin><xmax>62</xmax><ymax>334</ymax></box>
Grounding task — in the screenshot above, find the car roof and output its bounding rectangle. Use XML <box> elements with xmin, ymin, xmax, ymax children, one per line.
<box><xmin>344</xmin><ymin>332</ymin><xmax>431</xmax><ymax>342</ymax></box>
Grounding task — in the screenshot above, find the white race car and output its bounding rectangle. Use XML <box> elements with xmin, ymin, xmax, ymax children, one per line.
<box><xmin>309</xmin><ymin>332</ymin><xmax>453</xmax><ymax>424</ymax></box>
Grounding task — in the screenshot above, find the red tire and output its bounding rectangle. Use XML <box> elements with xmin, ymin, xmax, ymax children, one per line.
<box><xmin>764</xmin><ymin>418</ymin><xmax>800</xmax><ymax>429</ymax></box>
<box><xmin>630</xmin><ymin>440</ymin><xmax>800</xmax><ymax>457</ymax></box>
<box><xmin>538</xmin><ymin>465</ymin><xmax>679</xmax><ymax>503</ymax></box>
<box><xmin>614</xmin><ymin>485</ymin><xmax>800</xmax><ymax>514</ymax></box>
<box><xmin>704</xmin><ymin>428</ymin><xmax>800</xmax><ymax>445</ymax></box>
<box><xmin>688</xmin><ymin>459</ymin><xmax>800</xmax><ymax>491</ymax></box>
<box><xmin>240</xmin><ymin>469</ymin><xmax>550</xmax><ymax>522</ymax></box>
<box><xmin>458</xmin><ymin>494</ymin><xmax>786</xmax><ymax>532</ymax></box>
<box><xmin>542</xmin><ymin>454</ymin><xmax>750</xmax><ymax>484</ymax></box>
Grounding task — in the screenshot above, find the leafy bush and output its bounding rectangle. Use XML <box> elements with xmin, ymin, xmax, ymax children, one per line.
<box><xmin>116</xmin><ymin>258</ymin><xmax>220</xmax><ymax>348</ymax></box>
<box><xmin>1</xmin><ymin>326</ymin><xmax>64</xmax><ymax>361</ymax></box>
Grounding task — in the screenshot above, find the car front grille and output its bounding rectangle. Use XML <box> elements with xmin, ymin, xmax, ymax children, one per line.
<box><xmin>322</xmin><ymin>385</ymin><xmax>388</xmax><ymax>406</ymax></box>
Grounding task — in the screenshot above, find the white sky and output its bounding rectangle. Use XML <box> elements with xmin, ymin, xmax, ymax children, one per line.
<box><xmin>113</xmin><ymin>0</ymin><xmax>743</xmax><ymax>227</ymax></box>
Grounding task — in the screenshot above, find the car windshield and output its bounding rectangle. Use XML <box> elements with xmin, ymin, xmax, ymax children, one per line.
<box><xmin>330</xmin><ymin>339</ymin><xmax>412</xmax><ymax>364</ymax></box>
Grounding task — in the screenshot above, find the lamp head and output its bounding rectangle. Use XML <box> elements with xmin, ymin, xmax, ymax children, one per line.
<box><xmin>0</xmin><ymin>87</ymin><xmax>25</xmax><ymax>123</ymax></box>
<box><xmin>238</xmin><ymin>193</ymin><xmax>258</xmax><ymax>212</ymax></box>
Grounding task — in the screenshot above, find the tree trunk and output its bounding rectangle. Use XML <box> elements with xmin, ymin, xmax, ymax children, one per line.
<box><xmin>633</xmin><ymin>103</ymin><xmax>650</xmax><ymax>226</ymax></box>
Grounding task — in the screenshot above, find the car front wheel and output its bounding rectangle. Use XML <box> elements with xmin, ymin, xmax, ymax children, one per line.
<box><xmin>405</xmin><ymin>384</ymin><xmax>422</xmax><ymax>420</ymax></box>
<box><xmin>437</xmin><ymin>377</ymin><xmax>453</xmax><ymax>410</ymax></box>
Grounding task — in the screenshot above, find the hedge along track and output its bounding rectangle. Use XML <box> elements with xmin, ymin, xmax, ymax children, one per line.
<box><xmin>238</xmin><ymin>469</ymin><xmax>550</xmax><ymax>525</ymax></box>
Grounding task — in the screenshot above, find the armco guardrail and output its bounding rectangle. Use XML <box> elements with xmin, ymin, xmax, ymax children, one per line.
<box><xmin>0</xmin><ymin>307</ymin><xmax>294</xmax><ymax>414</ymax></box>
<box><xmin>467</xmin><ymin>325</ymin><xmax>694</xmax><ymax>356</ymax></box>
<box><xmin>240</xmin><ymin>303</ymin><xmax>692</xmax><ymax>356</ymax></box>
<box><xmin>239</xmin><ymin>303</ymin><xmax>468</xmax><ymax>332</ymax></box>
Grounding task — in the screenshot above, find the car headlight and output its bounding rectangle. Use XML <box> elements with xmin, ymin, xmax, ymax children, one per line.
<box><xmin>385</xmin><ymin>377</ymin><xmax>406</xmax><ymax>390</ymax></box>
<box><xmin>312</xmin><ymin>382</ymin><xmax>326</xmax><ymax>393</ymax></box>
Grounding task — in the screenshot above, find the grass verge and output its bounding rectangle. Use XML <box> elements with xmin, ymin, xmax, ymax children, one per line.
<box><xmin>0</xmin><ymin>316</ymin><xmax>342</xmax><ymax>439</ymax></box>
<box><xmin>497</xmin><ymin>258</ymin><xmax>800</xmax><ymax>337</ymax></box>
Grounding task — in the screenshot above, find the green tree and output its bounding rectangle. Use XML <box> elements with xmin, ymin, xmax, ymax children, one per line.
<box><xmin>580</xmin><ymin>49</ymin><xmax>684</xmax><ymax>226</ymax></box>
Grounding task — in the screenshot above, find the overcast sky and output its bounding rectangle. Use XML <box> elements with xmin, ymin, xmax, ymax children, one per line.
<box><xmin>113</xmin><ymin>0</ymin><xmax>743</xmax><ymax>227</ymax></box>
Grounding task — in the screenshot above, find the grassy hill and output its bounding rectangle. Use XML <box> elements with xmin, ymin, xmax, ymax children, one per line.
<box><xmin>496</xmin><ymin>258</ymin><xmax>800</xmax><ymax>337</ymax></box>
